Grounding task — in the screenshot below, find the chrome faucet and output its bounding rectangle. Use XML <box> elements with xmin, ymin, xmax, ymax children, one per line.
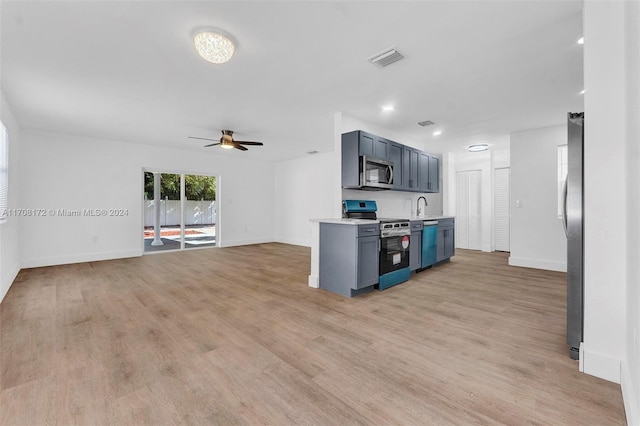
<box><xmin>416</xmin><ymin>196</ymin><xmax>428</xmax><ymax>216</ymax></box>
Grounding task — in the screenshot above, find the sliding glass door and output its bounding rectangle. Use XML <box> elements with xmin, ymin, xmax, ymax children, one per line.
<box><xmin>184</xmin><ymin>174</ymin><xmax>216</xmax><ymax>249</ymax></box>
<box><xmin>143</xmin><ymin>171</ymin><xmax>217</xmax><ymax>253</ymax></box>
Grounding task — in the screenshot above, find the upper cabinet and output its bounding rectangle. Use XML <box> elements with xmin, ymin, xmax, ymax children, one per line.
<box><xmin>357</xmin><ymin>131</ymin><xmax>389</xmax><ymax>161</ymax></box>
<box><xmin>402</xmin><ymin>146</ymin><xmax>419</xmax><ymax>191</ymax></box>
<box><xmin>389</xmin><ymin>143</ymin><xmax>404</xmax><ymax>190</ymax></box>
<box><xmin>342</xmin><ymin>130</ymin><xmax>440</xmax><ymax>193</ymax></box>
<box><xmin>428</xmin><ymin>155</ymin><xmax>440</xmax><ymax>192</ymax></box>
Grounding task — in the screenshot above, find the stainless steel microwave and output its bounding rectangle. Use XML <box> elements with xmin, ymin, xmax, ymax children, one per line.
<box><xmin>359</xmin><ymin>156</ymin><xmax>394</xmax><ymax>190</ymax></box>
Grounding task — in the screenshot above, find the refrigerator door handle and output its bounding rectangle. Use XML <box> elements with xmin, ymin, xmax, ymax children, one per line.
<box><xmin>561</xmin><ymin>176</ymin><xmax>568</xmax><ymax>238</ymax></box>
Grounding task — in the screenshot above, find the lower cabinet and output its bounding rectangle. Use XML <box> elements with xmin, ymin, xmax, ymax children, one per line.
<box><xmin>409</xmin><ymin>220</ymin><xmax>423</xmax><ymax>271</ymax></box>
<box><xmin>436</xmin><ymin>218</ymin><xmax>455</xmax><ymax>263</ymax></box>
<box><xmin>357</xmin><ymin>234</ymin><xmax>380</xmax><ymax>288</ymax></box>
<box><xmin>319</xmin><ymin>223</ymin><xmax>379</xmax><ymax>297</ymax></box>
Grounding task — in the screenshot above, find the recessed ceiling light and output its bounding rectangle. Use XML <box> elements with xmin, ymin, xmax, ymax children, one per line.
<box><xmin>579</xmin><ymin>89</ymin><xmax>585</xmax><ymax>95</ymax></box>
<box><xmin>194</xmin><ymin>32</ymin><xmax>235</xmax><ymax>64</ymax></box>
<box><xmin>577</xmin><ymin>37</ymin><xmax>584</xmax><ymax>45</ymax></box>
<box><xmin>382</xmin><ymin>105</ymin><xmax>395</xmax><ymax>112</ymax></box>
<box><xmin>468</xmin><ymin>144</ymin><xmax>489</xmax><ymax>152</ymax></box>
<box><xmin>432</xmin><ymin>130</ymin><xmax>442</xmax><ymax>136</ymax></box>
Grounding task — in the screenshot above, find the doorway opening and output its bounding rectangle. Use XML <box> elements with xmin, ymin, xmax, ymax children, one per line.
<box><xmin>143</xmin><ymin>171</ymin><xmax>217</xmax><ymax>252</ymax></box>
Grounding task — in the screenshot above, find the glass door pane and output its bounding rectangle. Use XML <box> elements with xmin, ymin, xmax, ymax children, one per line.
<box><xmin>184</xmin><ymin>174</ymin><xmax>216</xmax><ymax>249</ymax></box>
<box><xmin>144</xmin><ymin>172</ymin><xmax>182</xmax><ymax>252</ymax></box>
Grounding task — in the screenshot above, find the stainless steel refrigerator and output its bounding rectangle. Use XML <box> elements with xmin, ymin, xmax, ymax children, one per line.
<box><xmin>563</xmin><ymin>112</ymin><xmax>584</xmax><ymax>360</ymax></box>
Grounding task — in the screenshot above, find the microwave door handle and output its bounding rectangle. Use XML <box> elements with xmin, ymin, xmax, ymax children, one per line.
<box><xmin>387</xmin><ymin>165</ymin><xmax>394</xmax><ymax>185</ymax></box>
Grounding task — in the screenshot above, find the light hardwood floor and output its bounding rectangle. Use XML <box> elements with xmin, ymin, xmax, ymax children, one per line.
<box><xmin>0</xmin><ymin>244</ymin><xmax>626</xmax><ymax>425</ymax></box>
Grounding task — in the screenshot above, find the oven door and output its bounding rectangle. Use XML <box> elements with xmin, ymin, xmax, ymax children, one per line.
<box><xmin>379</xmin><ymin>234</ymin><xmax>410</xmax><ymax>275</ymax></box>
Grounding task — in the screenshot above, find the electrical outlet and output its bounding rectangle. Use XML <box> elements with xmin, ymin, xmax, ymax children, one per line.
<box><xmin>516</xmin><ymin>200</ymin><xmax>522</xmax><ymax>208</ymax></box>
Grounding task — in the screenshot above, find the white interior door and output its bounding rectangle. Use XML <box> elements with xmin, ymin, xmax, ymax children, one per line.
<box><xmin>456</xmin><ymin>171</ymin><xmax>469</xmax><ymax>249</ymax></box>
<box><xmin>467</xmin><ymin>170</ymin><xmax>482</xmax><ymax>250</ymax></box>
<box><xmin>494</xmin><ymin>167</ymin><xmax>511</xmax><ymax>252</ymax></box>
<box><xmin>456</xmin><ymin>170</ymin><xmax>482</xmax><ymax>250</ymax></box>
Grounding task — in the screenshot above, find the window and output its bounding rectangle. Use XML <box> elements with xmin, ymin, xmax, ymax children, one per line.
<box><xmin>0</xmin><ymin>121</ymin><xmax>7</xmax><ymax>224</ymax></box>
<box><xmin>557</xmin><ymin>144</ymin><xmax>568</xmax><ymax>217</ymax></box>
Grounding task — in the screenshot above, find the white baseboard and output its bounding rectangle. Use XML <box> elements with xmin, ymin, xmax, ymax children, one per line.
<box><xmin>581</xmin><ymin>345</ymin><xmax>621</xmax><ymax>384</ymax></box>
<box><xmin>308</xmin><ymin>274</ymin><xmax>319</xmax><ymax>288</ymax></box>
<box><xmin>508</xmin><ymin>256</ymin><xmax>567</xmax><ymax>272</ymax></box>
<box><xmin>21</xmin><ymin>250</ymin><xmax>141</xmax><ymax>269</ymax></box>
<box><xmin>219</xmin><ymin>237</ymin><xmax>274</xmax><ymax>248</ymax></box>
<box><xmin>0</xmin><ymin>263</ymin><xmax>21</xmax><ymax>304</ymax></box>
<box><xmin>621</xmin><ymin>362</ymin><xmax>640</xmax><ymax>426</ymax></box>
<box><xmin>274</xmin><ymin>236</ymin><xmax>311</xmax><ymax>247</ymax></box>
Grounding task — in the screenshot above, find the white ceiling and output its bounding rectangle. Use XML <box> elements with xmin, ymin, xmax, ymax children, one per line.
<box><xmin>1</xmin><ymin>1</ymin><xmax>584</xmax><ymax>161</ymax></box>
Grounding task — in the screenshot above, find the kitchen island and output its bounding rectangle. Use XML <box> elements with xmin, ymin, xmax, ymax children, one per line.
<box><xmin>309</xmin><ymin>216</ymin><xmax>455</xmax><ymax>297</ymax></box>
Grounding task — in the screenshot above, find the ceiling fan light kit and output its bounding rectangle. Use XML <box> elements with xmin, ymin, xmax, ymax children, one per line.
<box><xmin>189</xmin><ymin>130</ymin><xmax>264</xmax><ymax>152</ymax></box>
<box><xmin>193</xmin><ymin>31</ymin><xmax>235</xmax><ymax>64</ymax></box>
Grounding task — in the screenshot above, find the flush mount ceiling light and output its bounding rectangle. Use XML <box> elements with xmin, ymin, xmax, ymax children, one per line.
<box><xmin>580</xmin><ymin>89</ymin><xmax>585</xmax><ymax>95</ymax></box>
<box><xmin>577</xmin><ymin>37</ymin><xmax>584</xmax><ymax>45</ymax></box>
<box><xmin>468</xmin><ymin>143</ymin><xmax>489</xmax><ymax>152</ymax></box>
<box><xmin>432</xmin><ymin>130</ymin><xmax>442</xmax><ymax>136</ymax></box>
<box><xmin>194</xmin><ymin>32</ymin><xmax>235</xmax><ymax>64</ymax></box>
<box><xmin>382</xmin><ymin>105</ymin><xmax>395</xmax><ymax>112</ymax></box>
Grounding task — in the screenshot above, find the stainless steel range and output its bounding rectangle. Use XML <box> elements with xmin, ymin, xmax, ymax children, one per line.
<box><xmin>378</xmin><ymin>219</ymin><xmax>411</xmax><ymax>290</ymax></box>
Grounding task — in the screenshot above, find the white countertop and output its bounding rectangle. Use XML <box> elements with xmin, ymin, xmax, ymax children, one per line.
<box><xmin>311</xmin><ymin>218</ymin><xmax>379</xmax><ymax>225</ymax></box>
<box><xmin>409</xmin><ymin>215</ymin><xmax>455</xmax><ymax>221</ymax></box>
<box><xmin>311</xmin><ymin>216</ymin><xmax>454</xmax><ymax>225</ymax></box>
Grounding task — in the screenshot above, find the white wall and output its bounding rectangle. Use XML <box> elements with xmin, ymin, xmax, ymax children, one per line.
<box><xmin>0</xmin><ymin>91</ymin><xmax>22</xmax><ymax>302</ymax></box>
<box><xmin>274</xmin><ymin>152</ymin><xmax>336</xmax><ymax>246</ymax></box>
<box><xmin>583</xmin><ymin>1</ymin><xmax>640</xmax><ymax>420</ymax></box>
<box><xmin>623</xmin><ymin>1</ymin><xmax>640</xmax><ymax>423</ymax></box>
<box><xmin>582</xmin><ymin>0</ymin><xmax>626</xmax><ymax>386</ymax></box>
<box><xmin>509</xmin><ymin>125</ymin><xmax>567</xmax><ymax>272</ymax></box>
<box><xmin>18</xmin><ymin>130</ymin><xmax>275</xmax><ymax>267</ymax></box>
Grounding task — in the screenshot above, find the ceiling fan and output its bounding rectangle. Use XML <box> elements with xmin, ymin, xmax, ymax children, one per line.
<box><xmin>189</xmin><ymin>130</ymin><xmax>264</xmax><ymax>151</ymax></box>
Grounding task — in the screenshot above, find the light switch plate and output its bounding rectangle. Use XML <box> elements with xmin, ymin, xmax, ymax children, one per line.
<box><xmin>516</xmin><ymin>200</ymin><xmax>522</xmax><ymax>208</ymax></box>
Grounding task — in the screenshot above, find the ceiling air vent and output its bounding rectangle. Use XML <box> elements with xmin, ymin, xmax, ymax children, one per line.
<box><xmin>417</xmin><ymin>120</ymin><xmax>435</xmax><ymax>127</ymax></box>
<box><xmin>368</xmin><ymin>47</ymin><xmax>405</xmax><ymax>68</ymax></box>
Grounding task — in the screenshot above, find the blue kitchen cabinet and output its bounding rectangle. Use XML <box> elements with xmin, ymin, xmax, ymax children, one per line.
<box><xmin>389</xmin><ymin>142</ymin><xmax>404</xmax><ymax>190</ymax></box>
<box><xmin>409</xmin><ymin>221</ymin><xmax>423</xmax><ymax>271</ymax></box>
<box><xmin>436</xmin><ymin>218</ymin><xmax>455</xmax><ymax>262</ymax></box>
<box><xmin>429</xmin><ymin>155</ymin><xmax>440</xmax><ymax>192</ymax></box>
<box><xmin>418</xmin><ymin>152</ymin><xmax>430</xmax><ymax>192</ymax></box>
<box><xmin>351</xmin><ymin>130</ymin><xmax>389</xmax><ymax>161</ymax></box>
<box><xmin>342</xmin><ymin>130</ymin><xmax>440</xmax><ymax>193</ymax></box>
<box><xmin>319</xmin><ymin>223</ymin><xmax>379</xmax><ymax>297</ymax></box>
<box><xmin>403</xmin><ymin>146</ymin><xmax>419</xmax><ymax>190</ymax></box>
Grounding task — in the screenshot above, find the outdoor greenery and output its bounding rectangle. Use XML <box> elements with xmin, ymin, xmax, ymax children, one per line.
<box><xmin>144</xmin><ymin>172</ymin><xmax>216</xmax><ymax>200</ymax></box>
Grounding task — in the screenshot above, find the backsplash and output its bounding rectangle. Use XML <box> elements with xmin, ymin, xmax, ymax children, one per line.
<box><xmin>342</xmin><ymin>189</ymin><xmax>443</xmax><ymax>218</ymax></box>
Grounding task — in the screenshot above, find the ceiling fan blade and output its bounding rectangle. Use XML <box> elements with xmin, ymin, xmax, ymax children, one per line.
<box><xmin>204</xmin><ymin>142</ymin><xmax>222</xmax><ymax>147</ymax></box>
<box><xmin>234</xmin><ymin>144</ymin><xmax>248</xmax><ymax>151</ymax></box>
<box><xmin>234</xmin><ymin>141</ymin><xmax>264</xmax><ymax>146</ymax></box>
<box><xmin>189</xmin><ymin>136</ymin><xmax>219</xmax><ymax>142</ymax></box>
